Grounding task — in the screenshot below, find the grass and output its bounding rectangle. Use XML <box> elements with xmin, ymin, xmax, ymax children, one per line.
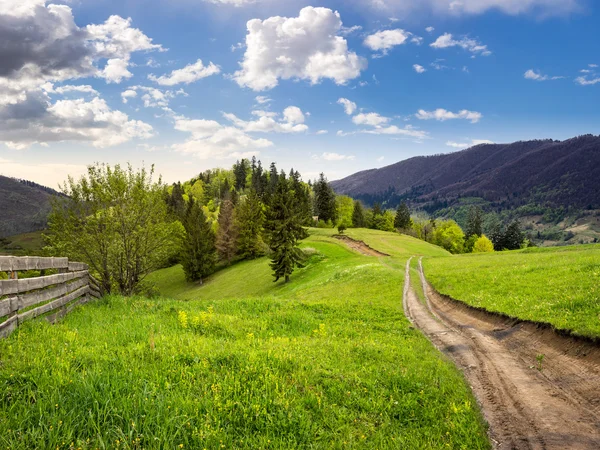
<box><xmin>423</xmin><ymin>244</ymin><xmax>600</xmax><ymax>339</ymax></box>
<box><xmin>0</xmin><ymin>230</ymin><xmax>45</xmax><ymax>256</ymax></box>
<box><xmin>0</xmin><ymin>229</ymin><xmax>490</xmax><ymax>449</ymax></box>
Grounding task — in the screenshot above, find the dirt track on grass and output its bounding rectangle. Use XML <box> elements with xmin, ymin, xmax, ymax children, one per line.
<box><xmin>404</xmin><ymin>258</ymin><xmax>600</xmax><ymax>449</ymax></box>
<box><xmin>334</xmin><ymin>235</ymin><xmax>390</xmax><ymax>257</ymax></box>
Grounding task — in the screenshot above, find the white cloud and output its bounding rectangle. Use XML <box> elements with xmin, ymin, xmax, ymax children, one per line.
<box><xmin>100</xmin><ymin>58</ymin><xmax>133</xmax><ymax>84</ymax></box>
<box><xmin>173</xmin><ymin>117</ymin><xmax>272</xmax><ymax>160</ymax></box>
<box><xmin>366</xmin><ymin>0</ymin><xmax>582</xmax><ymax>17</ymax></box>
<box><xmin>377</xmin><ymin>156</ymin><xmax>385</xmax><ymax>162</ymax></box>
<box><xmin>362</xmin><ymin>125</ymin><xmax>428</xmax><ymax>139</ymax></box>
<box><xmin>353</xmin><ymin>112</ymin><xmax>389</xmax><ymax>126</ymax></box>
<box><xmin>416</xmin><ymin>108</ymin><xmax>482</xmax><ymax>123</ymax></box>
<box><xmin>121</xmin><ymin>89</ymin><xmax>138</xmax><ymax>103</ymax></box>
<box><xmin>149</xmin><ymin>59</ymin><xmax>220</xmax><ymax>86</ymax></box>
<box><xmin>590</xmin><ymin>64</ymin><xmax>599</xmax><ymax>68</ymax></box>
<box><xmin>337</xmin><ymin>98</ymin><xmax>357</xmax><ymax>115</ymax></box>
<box><xmin>426</xmin><ymin>26</ymin><xmax>435</xmax><ymax>33</ymax></box>
<box><xmin>232</xmin><ymin>7</ymin><xmax>367</xmax><ymax>91</ymax></box>
<box><xmin>340</xmin><ymin>25</ymin><xmax>363</xmax><ymax>36</ymax></box>
<box><xmin>121</xmin><ymin>86</ymin><xmax>186</xmax><ymax>109</ymax></box>
<box><xmin>430</xmin><ymin>33</ymin><xmax>491</xmax><ymax>56</ymax></box>
<box><xmin>319</xmin><ymin>152</ymin><xmax>355</xmax><ymax>161</ymax></box>
<box><xmin>446</xmin><ymin>139</ymin><xmax>494</xmax><ymax>149</ymax></box>
<box><xmin>255</xmin><ymin>96</ymin><xmax>272</xmax><ymax>105</ymax></box>
<box><xmin>524</xmin><ymin>69</ymin><xmax>564</xmax><ymax>81</ymax></box>
<box><xmin>316</xmin><ymin>130</ymin><xmax>329</xmax><ymax>135</ymax></box>
<box><xmin>413</xmin><ymin>64</ymin><xmax>426</xmax><ymax>73</ymax></box>
<box><xmin>364</xmin><ymin>29</ymin><xmax>411</xmax><ymax>52</ymax></box>
<box><xmin>575</xmin><ymin>76</ymin><xmax>600</xmax><ymax>86</ymax></box>
<box><xmin>50</xmin><ymin>85</ymin><xmax>100</xmax><ymax>96</ymax></box>
<box><xmin>223</xmin><ymin>106</ymin><xmax>309</xmax><ymax>134</ymax></box>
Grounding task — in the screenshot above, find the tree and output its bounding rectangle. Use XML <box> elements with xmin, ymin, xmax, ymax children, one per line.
<box><xmin>46</xmin><ymin>164</ymin><xmax>184</xmax><ymax>296</ymax></box>
<box><xmin>236</xmin><ymin>189</ymin><xmax>266</xmax><ymax>259</ymax></box>
<box><xmin>352</xmin><ymin>201</ymin><xmax>366</xmax><ymax>228</ymax></box>
<box><xmin>290</xmin><ymin>169</ymin><xmax>313</xmax><ymax>225</ymax></box>
<box><xmin>313</xmin><ymin>173</ymin><xmax>338</xmax><ymax>224</ymax></box>
<box><xmin>473</xmin><ymin>235</ymin><xmax>495</xmax><ymax>253</ymax></box>
<box><xmin>394</xmin><ymin>202</ymin><xmax>412</xmax><ymax>230</ymax></box>
<box><xmin>338</xmin><ymin>224</ymin><xmax>347</xmax><ymax>234</ymax></box>
<box><xmin>265</xmin><ymin>175</ymin><xmax>309</xmax><ymax>283</ymax></box>
<box><xmin>181</xmin><ymin>198</ymin><xmax>216</xmax><ymax>283</ymax></box>
<box><xmin>216</xmin><ymin>200</ymin><xmax>238</xmax><ymax>265</ymax></box>
<box><xmin>433</xmin><ymin>220</ymin><xmax>465</xmax><ymax>254</ymax></box>
<box><xmin>466</xmin><ymin>206</ymin><xmax>484</xmax><ymax>238</ymax></box>
<box><xmin>336</xmin><ymin>195</ymin><xmax>354</xmax><ymax>228</ymax></box>
<box><xmin>166</xmin><ymin>182</ymin><xmax>186</xmax><ymax>219</ymax></box>
<box><xmin>233</xmin><ymin>159</ymin><xmax>250</xmax><ymax>191</ymax></box>
<box><xmin>503</xmin><ymin>220</ymin><xmax>525</xmax><ymax>250</ymax></box>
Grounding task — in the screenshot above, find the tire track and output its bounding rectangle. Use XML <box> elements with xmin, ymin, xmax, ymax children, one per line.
<box><xmin>403</xmin><ymin>258</ymin><xmax>600</xmax><ymax>449</ymax></box>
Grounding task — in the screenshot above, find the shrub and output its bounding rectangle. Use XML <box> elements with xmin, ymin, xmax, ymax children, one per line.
<box><xmin>472</xmin><ymin>235</ymin><xmax>494</xmax><ymax>253</ymax></box>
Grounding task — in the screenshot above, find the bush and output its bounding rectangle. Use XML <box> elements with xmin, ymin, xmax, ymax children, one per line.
<box><xmin>472</xmin><ymin>235</ymin><xmax>494</xmax><ymax>253</ymax></box>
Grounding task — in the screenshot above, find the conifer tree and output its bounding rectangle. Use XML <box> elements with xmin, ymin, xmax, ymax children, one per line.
<box><xmin>181</xmin><ymin>198</ymin><xmax>216</xmax><ymax>283</ymax></box>
<box><xmin>216</xmin><ymin>199</ymin><xmax>238</xmax><ymax>265</ymax></box>
<box><xmin>236</xmin><ymin>189</ymin><xmax>266</xmax><ymax>259</ymax></box>
<box><xmin>290</xmin><ymin>169</ymin><xmax>313</xmax><ymax>225</ymax></box>
<box><xmin>313</xmin><ymin>173</ymin><xmax>338</xmax><ymax>224</ymax></box>
<box><xmin>466</xmin><ymin>206</ymin><xmax>484</xmax><ymax>237</ymax></box>
<box><xmin>266</xmin><ymin>175</ymin><xmax>309</xmax><ymax>283</ymax></box>
<box><xmin>394</xmin><ymin>202</ymin><xmax>412</xmax><ymax>230</ymax></box>
<box><xmin>352</xmin><ymin>200</ymin><xmax>366</xmax><ymax>228</ymax></box>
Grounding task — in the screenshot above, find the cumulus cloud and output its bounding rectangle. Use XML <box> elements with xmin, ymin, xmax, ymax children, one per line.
<box><xmin>172</xmin><ymin>117</ymin><xmax>272</xmax><ymax>160</ymax></box>
<box><xmin>352</xmin><ymin>112</ymin><xmax>389</xmax><ymax>126</ymax></box>
<box><xmin>314</xmin><ymin>152</ymin><xmax>355</xmax><ymax>161</ymax></box>
<box><xmin>223</xmin><ymin>106</ymin><xmax>309</xmax><ymax>134</ymax></box>
<box><xmin>413</xmin><ymin>64</ymin><xmax>426</xmax><ymax>73</ymax></box>
<box><xmin>149</xmin><ymin>59</ymin><xmax>220</xmax><ymax>86</ymax></box>
<box><xmin>430</xmin><ymin>33</ymin><xmax>491</xmax><ymax>56</ymax></box>
<box><xmin>232</xmin><ymin>7</ymin><xmax>367</xmax><ymax>91</ymax></box>
<box><xmin>446</xmin><ymin>139</ymin><xmax>494</xmax><ymax>149</ymax></box>
<box><xmin>123</xmin><ymin>86</ymin><xmax>187</xmax><ymax>109</ymax></box>
<box><xmin>337</xmin><ymin>98</ymin><xmax>357</xmax><ymax>115</ymax></box>
<box><xmin>575</xmin><ymin>76</ymin><xmax>600</xmax><ymax>86</ymax></box>
<box><xmin>524</xmin><ymin>69</ymin><xmax>564</xmax><ymax>81</ymax></box>
<box><xmin>255</xmin><ymin>96</ymin><xmax>272</xmax><ymax>105</ymax></box>
<box><xmin>416</xmin><ymin>108</ymin><xmax>482</xmax><ymax>123</ymax></box>
<box><xmin>366</xmin><ymin>0</ymin><xmax>581</xmax><ymax>17</ymax></box>
<box><xmin>364</xmin><ymin>29</ymin><xmax>412</xmax><ymax>52</ymax></box>
<box><xmin>316</xmin><ymin>130</ymin><xmax>329</xmax><ymax>135</ymax></box>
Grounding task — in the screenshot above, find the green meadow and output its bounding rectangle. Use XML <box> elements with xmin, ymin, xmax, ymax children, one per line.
<box><xmin>0</xmin><ymin>229</ymin><xmax>489</xmax><ymax>449</ymax></box>
<box><xmin>424</xmin><ymin>244</ymin><xmax>600</xmax><ymax>339</ymax></box>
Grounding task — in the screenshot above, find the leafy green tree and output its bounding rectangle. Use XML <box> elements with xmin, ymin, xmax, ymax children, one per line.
<box><xmin>433</xmin><ymin>220</ymin><xmax>465</xmax><ymax>254</ymax></box>
<box><xmin>313</xmin><ymin>173</ymin><xmax>338</xmax><ymax>224</ymax></box>
<box><xmin>466</xmin><ymin>206</ymin><xmax>484</xmax><ymax>237</ymax></box>
<box><xmin>236</xmin><ymin>189</ymin><xmax>266</xmax><ymax>259</ymax></box>
<box><xmin>394</xmin><ymin>202</ymin><xmax>412</xmax><ymax>230</ymax></box>
<box><xmin>216</xmin><ymin>199</ymin><xmax>238</xmax><ymax>265</ymax></box>
<box><xmin>464</xmin><ymin>234</ymin><xmax>478</xmax><ymax>253</ymax></box>
<box><xmin>265</xmin><ymin>175</ymin><xmax>309</xmax><ymax>283</ymax></box>
<box><xmin>336</xmin><ymin>195</ymin><xmax>354</xmax><ymax>228</ymax></box>
<box><xmin>503</xmin><ymin>221</ymin><xmax>525</xmax><ymax>250</ymax></box>
<box><xmin>352</xmin><ymin>201</ymin><xmax>366</xmax><ymax>228</ymax></box>
<box><xmin>181</xmin><ymin>198</ymin><xmax>217</xmax><ymax>283</ymax></box>
<box><xmin>473</xmin><ymin>235</ymin><xmax>495</xmax><ymax>253</ymax></box>
<box><xmin>47</xmin><ymin>164</ymin><xmax>184</xmax><ymax>295</ymax></box>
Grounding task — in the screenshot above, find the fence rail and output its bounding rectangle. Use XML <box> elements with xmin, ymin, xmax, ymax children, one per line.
<box><xmin>0</xmin><ymin>256</ymin><xmax>101</xmax><ymax>339</ymax></box>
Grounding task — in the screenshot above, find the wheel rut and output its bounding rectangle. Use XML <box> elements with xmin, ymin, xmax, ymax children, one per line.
<box><xmin>403</xmin><ymin>258</ymin><xmax>600</xmax><ymax>449</ymax></box>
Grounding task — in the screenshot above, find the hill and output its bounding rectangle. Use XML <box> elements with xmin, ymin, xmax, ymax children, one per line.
<box><xmin>332</xmin><ymin>135</ymin><xmax>600</xmax><ymax>245</ymax></box>
<box><xmin>0</xmin><ymin>175</ymin><xmax>61</xmax><ymax>237</ymax></box>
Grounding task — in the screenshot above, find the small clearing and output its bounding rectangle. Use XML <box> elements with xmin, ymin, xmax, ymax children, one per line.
<box><xmin>334</xmin><ymin>235</ymin><xmax>390</xmax><ymax>257</ymax></box>
<box><xmin>404</xmin><ymin>258</ymin><xmax>600</xmax><ymax>449</ymax></box>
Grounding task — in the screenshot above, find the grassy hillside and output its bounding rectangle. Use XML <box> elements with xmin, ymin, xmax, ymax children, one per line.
<box><xmin>423</xmin><ymin>244</ymin><xmax>600</xmax><ymax>339</ymax></box>
<box><xmin>0</xmin><ymin>230</ymin><xmax>45</xmax><ymax>256</ymax></box>
<box><xmin>0</xmin><ymin>229</ymin><xmax>489</xmax><ymax>449</ymax></box>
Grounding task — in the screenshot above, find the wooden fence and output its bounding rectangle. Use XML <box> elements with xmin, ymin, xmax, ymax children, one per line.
<box><xmin>0</xmin><ymin>256</ymin><xmax>101</xmax><ymax>339</ymax></box>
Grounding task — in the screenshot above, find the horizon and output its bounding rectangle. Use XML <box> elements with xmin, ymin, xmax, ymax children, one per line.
<box><xmin>1</xmin><ymin>0</ymin><xmax>599</xmax><ymax>188</ymax></box>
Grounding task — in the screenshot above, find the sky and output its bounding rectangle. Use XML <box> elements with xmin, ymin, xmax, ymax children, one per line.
<box><xmin>0</xmin><ymin>0</ymin><xmax>599</xmax><ymax>188</ymax></box>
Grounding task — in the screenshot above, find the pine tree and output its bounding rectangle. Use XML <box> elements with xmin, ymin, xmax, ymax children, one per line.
<box><xmin>216</xmin><ymin>199</ymin><xmax>238</xmax><ymax>265</ymax></box>
<box><xmin>313</xmin><ymin>173</ymin><xmax>338</xmax><ymax>224</ymax></box>
<box><xmin>394</xmin><ymin>202</ymin><xmax>412</xmax><ymax>230</ymax></box>
<box><xmin>266</xmin><ymin>175</ymin><xmax>309</xmax><ymax>283</ymax></box>
<box><xmin>465</xmin><ymin>206</ymin><xmax>484</xmax><ymax>237</ymax></box>
<box><xmin>503</xmin><ymin>220</ymin><xmax>524</xmax><ymax>250</ymax></box>
<box><xmin>290</xmin><ymin>169</ymin><xmax>312</xmax><ymax>225</ymax></box>
<box><xmin>166</xmin><ymin>182</ymin><xmax>186</xmax><ymax>219</ymax></box>
<box><xmin>352</xmin><ymin>200</ymin><xmax>365</xmax><ymax>228</ymax></box>
<box><xmin>181</xmin><ymin>198</ymin><xmax>216</xmax><ymax>283</ymax></box>
<box><xmin>233</xmin><ymin>159</ymin><xmax>250</xmax><ymax>191</ymax></box>
<box><xmin>236</xmin><ymin>189</ymin><xmax>266</xmax><ymax>259</ymax></box>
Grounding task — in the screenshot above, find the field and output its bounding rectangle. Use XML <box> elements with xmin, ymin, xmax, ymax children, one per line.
<box><xmin>423</xmin><ymin>244</ymin><xmax>600</xmax><ymax>339</ymax></box>
<box><xmin>0</xmin><ymin>229</ymin><xmax>489</xmax><ymax>449</ymax></box>
<box><xmin>0</xmin><ymin>230</ymin><xmax>45</xmax><ymax>256</ymax></box>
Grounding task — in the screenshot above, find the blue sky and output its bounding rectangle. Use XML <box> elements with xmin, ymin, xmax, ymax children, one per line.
<box><xmin>0</xmin><ymin>0</ymin><xmax>598</xmax><ymax>188</ymax></box>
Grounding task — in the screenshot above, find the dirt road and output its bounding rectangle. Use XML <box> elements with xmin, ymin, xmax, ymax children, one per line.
<box><xmin>334</xmin><ymin>235</ymin><xmax>390</xmax><ymax>257</ymax></box>
<box><xmin>404</xmin><ymin>258</ymin><xmax>600</xmax><ymax>449</ymax></box>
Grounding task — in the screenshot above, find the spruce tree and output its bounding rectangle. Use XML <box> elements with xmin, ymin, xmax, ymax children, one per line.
<box><xmin>352</xmin><ymin>200</ymin><xmax>366</xmax><ymax>228</ymax></box>
<box><xmin>313</xmin><ymin>173</ymin><xmax>338</xmax><ymax>224</ymax></box>
<box><xmin>394</xmin><ymin>202</ymin><xmax>412</xmax><ymax>230</ymax></box>
<box><xmin>465</xmin><ymin>206</ymin><xmax>484</xmax><ymax>237</ymax></box>
<box><xmin>503</xmin><ymin>220</ymin><xmax>524</xmax><ymax>250</ymax></box>
<box><xmin>290</xmin><ymin>169</ymin><xmax>313</xmax><ymax>225</ymax></box>
<box><xmin>181</xmin><ymin>198</ymin><xmax>216</xmax><ymax>283</ymax></box>
<box><xmin>216</xmin><ymin>199</ymin><xmax>238</xmax><ymax>265</ymax></box>
<box><xmin>236</xmin><ymin>189</ymin><xmax>266</xmax><ymax>259</ymax></box>
<box><xmin>266</xmin><ymin>175</ymin><xmax>309</xmax><ymax>283</ymax></box>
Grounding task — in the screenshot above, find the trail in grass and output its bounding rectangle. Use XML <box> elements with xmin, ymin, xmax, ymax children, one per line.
<box><xmin>404</xmin><ymin>258</ymin><xmax>600</xmax><ymax>450</ymax></box>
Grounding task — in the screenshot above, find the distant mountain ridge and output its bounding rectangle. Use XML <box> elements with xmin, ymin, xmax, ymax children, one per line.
<box><xmin>332</xmin><ymin>135</ymin><xmax>600</xmax><ymax>212</ymax></box>
<box><xmin>0</xmin><ymin>175</ymin><xmax>61</xmax><ymax>237</ymax></box>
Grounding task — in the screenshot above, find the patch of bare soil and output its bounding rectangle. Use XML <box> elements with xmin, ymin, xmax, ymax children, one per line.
<box><xmin>334</xmin><ymin>235</ymin><xmax>390</xmax><ymax>257</ymax></box>
<box><xmin>404</xmin><ymin>258</ymin><xmax>600</xmax><ymax>449</ymax></box>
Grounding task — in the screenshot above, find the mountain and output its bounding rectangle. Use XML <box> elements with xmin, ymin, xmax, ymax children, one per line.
<box><xmin>332</xmin><ymin>135</ymin><xmax>600</xmax><ymax>211</ymax></box>
<box><xmin>0</xmin><ymin>176</ymin><xmax>61</xmax><ymax>237</ymax></box>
